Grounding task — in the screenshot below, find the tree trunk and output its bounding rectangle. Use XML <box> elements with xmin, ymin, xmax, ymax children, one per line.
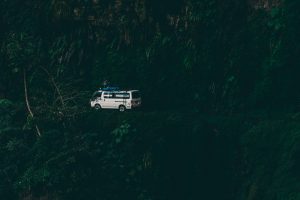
<box><xmin>23</xmin><ymin>69</ymin><xmax>41</xmax><ymax>137</ymax></box>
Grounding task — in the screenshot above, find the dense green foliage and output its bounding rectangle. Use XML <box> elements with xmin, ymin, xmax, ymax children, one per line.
<box><xmin>1</xmin><ymin>0</ymin><xmax>300</xmax><ymax>199</ymax></box>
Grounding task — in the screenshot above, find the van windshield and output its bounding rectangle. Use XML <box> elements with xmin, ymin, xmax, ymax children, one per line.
<box><xmin>92</xmin><ymin>92</ymin><xmax>102</xmax><ymax>98</ymax></box>
<box><xmin>132</xmin><ymin>91</ymin><xmax>141</xmax><ymax>99</ymax></box>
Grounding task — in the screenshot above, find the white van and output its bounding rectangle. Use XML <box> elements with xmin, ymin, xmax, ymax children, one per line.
<box><xmin>90</xmin><ymin>89</ymin><xmax>141</xmax><ymax>111</ymax></box>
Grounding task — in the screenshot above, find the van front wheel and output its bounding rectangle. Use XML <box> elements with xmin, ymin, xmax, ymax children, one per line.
<box><xmin>119</xmin><ymin>105</ymin><xmax>126</xmax><ymax>112</ymax></box>
<box><xmin>94</xmin><ymin>104</ymin><xmax>101</xmax><ymax>110</ymax></box>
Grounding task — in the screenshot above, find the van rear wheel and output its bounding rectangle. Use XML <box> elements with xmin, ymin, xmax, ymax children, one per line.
<box><xmin>119</xmin><ymin>105</ymin><xmax>126</xmax><ymax>112</ymax></box>
<box><xmin>94</xmin><ymin>104</ymin><xmax>101</xmax><ymax>110</ymax></box>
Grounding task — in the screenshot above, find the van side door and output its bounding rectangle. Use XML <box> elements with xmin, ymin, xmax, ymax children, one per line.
<box><xmin>113</xmin><ymin>93</ymin><xmax>129</xmax><ymax>108</ymax></box>
<box><xmin>102</xmin><ymin>92</ymin><xmax>114</xmax><ymax>108</ymax></box>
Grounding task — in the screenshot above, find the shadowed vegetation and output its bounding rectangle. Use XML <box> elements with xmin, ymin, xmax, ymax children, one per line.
<box><xmin>1</xmin><ymin>0</ymin><xmax>300</xmax><ymax>199</ymax></box>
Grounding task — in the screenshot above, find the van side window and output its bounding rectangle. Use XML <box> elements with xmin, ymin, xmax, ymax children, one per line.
<box><xmin>103</xmin><ymin>92</ymin><xmax>112</xmax><ymax>99</ymax></box>
<box><xmin>115</xmin><ymin>93</ymin><xmax>130</xmax><ymax>99</ymax></box>
<box><xmin>132</xmin><ymin>91</ymin><xmax>140</xmax><ymax>99</ymax></box>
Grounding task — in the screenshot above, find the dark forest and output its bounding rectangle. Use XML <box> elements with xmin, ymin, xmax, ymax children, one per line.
<box><xmin>1</xmin><ymin>0</ymin><xmax>300</xmax><ymax>199</ymax></box>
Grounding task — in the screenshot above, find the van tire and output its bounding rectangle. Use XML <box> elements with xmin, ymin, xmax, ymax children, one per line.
<box><xmin>94</xmin><ymin>104</ymin><xmax>101</xmax><ymax>110</ymax></box>
<box><xmin>119</xmin><ymin>105</ymin><xmax>126</xmax><ymax>112</ymax></box>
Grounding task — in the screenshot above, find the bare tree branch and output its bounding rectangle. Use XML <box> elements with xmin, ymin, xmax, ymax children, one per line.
<box><xmin>23</xmin><ymin>69</ymin><xmax>41</xmax><ymax>137</ymax></box>
<box><xmin>39</xmin><ymin>66</ymin><xmax>65</xmax><ymax>109</ymax></box>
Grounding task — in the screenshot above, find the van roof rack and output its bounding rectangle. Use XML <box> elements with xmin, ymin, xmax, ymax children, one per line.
<box><xmin>99</xmin><ymin>87</ymin><xmax>120</xmax><ymax>91</ymax></box>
